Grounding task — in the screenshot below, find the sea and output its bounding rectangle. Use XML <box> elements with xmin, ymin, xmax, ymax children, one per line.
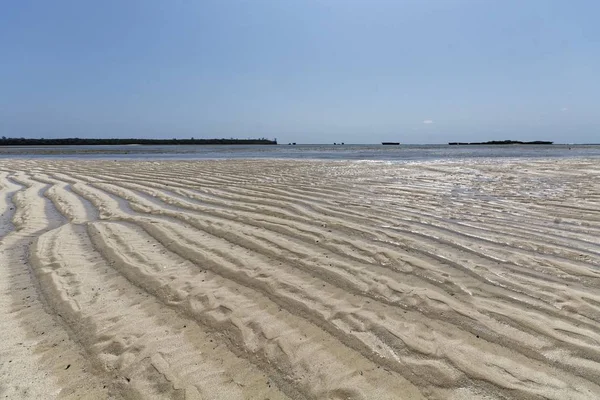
<box><xmin>1</xmin><ymin>144</ymin><xmax>599</xmax><ymax>162</ymax></box>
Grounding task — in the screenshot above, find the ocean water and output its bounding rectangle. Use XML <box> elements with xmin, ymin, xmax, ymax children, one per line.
<box><xmin>1</xmin><ymin>144</ymin><xmax>599</xmax><ymax>161</ymax></box>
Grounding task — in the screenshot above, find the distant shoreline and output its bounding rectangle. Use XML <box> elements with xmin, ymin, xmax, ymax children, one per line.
<box><xmin>0</xmin><ymin>138</ymin><xmax>277</xmax><ymax>146</ymax></box>
<box><xmin>449</xmin><ymin>140</ymin><xmax>553</xmax><ymax>145</ymax></box>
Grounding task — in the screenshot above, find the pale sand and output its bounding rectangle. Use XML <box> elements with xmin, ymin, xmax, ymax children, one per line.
<box><xmin>1</xmin><ymin>158</ymin><xmax>599</xmax><ymax>400</ymax></box>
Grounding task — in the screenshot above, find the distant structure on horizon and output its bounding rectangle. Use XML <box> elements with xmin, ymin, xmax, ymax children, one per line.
<box><xmin>448</xmin><ymin>140</ymin><xmax>553</xmax><ymax>145</ymax></box>
<box><xmin>382</xmin><ymin>142</ymin><xmax>400</xmax><ymax>145</ymax></box>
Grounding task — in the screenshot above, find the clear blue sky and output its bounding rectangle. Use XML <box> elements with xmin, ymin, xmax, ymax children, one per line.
<box><xmin>1</xmin><ymin>0</ymin><xmax>598</xmax><ymax>144</ymax></box>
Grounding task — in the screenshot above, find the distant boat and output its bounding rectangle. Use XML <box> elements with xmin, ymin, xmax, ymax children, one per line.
<box><xmin>382</xmin><ymin>142</ymin><xmax>400</xmax><ymax>145</ymax></box>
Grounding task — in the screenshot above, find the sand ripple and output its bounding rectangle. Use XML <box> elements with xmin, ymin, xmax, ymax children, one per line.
<box><xmin>1</xmin><ymin>158</ymin><xmax>599</xmax><ymax>399</ymax></box>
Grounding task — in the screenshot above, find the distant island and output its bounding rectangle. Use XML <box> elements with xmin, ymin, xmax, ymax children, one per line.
<box><xmin>449</xmin><ymin>140</ymin><xmax>553</xmax><ymax>145</ymax></box>
<box><xmin>0</xmin><ymin>137</ymin><xmax>277</xmax><ymax>146</ymax></box>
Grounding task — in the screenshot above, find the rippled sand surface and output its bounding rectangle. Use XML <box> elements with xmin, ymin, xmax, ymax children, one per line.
<box><xmin>1</xmin><ymin>158</ymin><xmax>599</xmax><ymax>399</ymax></box>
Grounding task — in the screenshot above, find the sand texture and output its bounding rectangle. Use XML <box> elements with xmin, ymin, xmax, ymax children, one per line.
<box><xmin>1</xmin><ymin>158</ymin><xmax>599</xmax><ymax>399</ymax></box>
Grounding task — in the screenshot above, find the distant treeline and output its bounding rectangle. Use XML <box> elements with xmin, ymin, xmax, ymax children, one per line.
<box><xmin>449</xmin><ymin>140</ymin><xmax>553</xmax><ymax>145</ymax></box>
<box><xmin>0</xmin><ymin>137</ymin><xmax>277</xmax><ymax>146</ymax></box>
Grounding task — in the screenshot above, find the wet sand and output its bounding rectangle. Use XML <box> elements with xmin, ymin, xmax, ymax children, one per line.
<box><xmin>1</xmin><ymin>158</ymin><xmax>599</xmax><ymax>399</ymax></box>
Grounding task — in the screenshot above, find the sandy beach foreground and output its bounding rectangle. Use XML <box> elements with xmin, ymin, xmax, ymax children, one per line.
<box><xmin>1</xmin><ymin>158</ymin><xmax>599</xmax><ymax>399</ymax></box>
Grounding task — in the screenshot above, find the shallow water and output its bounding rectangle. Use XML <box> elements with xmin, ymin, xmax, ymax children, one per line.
<box><xmin>1</xmin><ymin>143</ymin><xmax>600</xmax><ymax>161</ymax></box>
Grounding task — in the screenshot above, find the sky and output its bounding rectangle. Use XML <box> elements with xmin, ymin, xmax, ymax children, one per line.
<box><xmin>1</xmin><ymin>0</ymin><xmax>599</xmax><ymax>144</ymax></box>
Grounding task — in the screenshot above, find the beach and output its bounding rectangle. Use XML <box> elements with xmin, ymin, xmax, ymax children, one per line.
<box><xmin>1</xmin><ymin>157</ymin><xmax>599</xmax><ymax>399</ymax></box>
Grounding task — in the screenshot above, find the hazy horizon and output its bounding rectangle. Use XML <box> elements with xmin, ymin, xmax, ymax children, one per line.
<box><xmin>2</xmin><ymin>1</ymin><xmax>598</xmax><ymax>144</ymax></box>
<box><xmin>2</xmin><ymin>137</ymin><xmax>598</xmax><ymax>145</ymax></box>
